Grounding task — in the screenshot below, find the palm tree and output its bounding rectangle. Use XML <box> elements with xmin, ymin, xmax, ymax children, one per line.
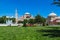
<box><xmin>53</xmin><ymin>0</ymin><xmax>60</xmax><ymax>6</ymax></box>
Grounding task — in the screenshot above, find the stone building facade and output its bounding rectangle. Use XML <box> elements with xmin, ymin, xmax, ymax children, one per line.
<box><xmin>46</xmin><ymin>12</ymin><xmax>60</xmax><ymax>25</ymax></box>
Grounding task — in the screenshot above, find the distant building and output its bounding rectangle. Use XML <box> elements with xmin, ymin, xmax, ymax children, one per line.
<box><xmin>19</xmin><ymin>12</ymin><xmax>34</xmax><ymax>21</ymax></box>
<box><xmin>46</xmin><ymin>12</ymin><xmax>60</xmax><ymax>25</ymax></box>
<box><xmin>8</xmin><ymin>9</ymin><xmax>34</xmax><ymax>23</ymax></box>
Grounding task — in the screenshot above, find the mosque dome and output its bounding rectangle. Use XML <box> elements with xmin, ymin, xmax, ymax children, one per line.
<box><xmin>49</xmin><ymin>12</ymin><xmax>57</xmax><ymax>16</ymax></box>
<box><xmin>25</xmin><ymin>12</ymin><xmax>30</xmax><ymax>15</ymax></box>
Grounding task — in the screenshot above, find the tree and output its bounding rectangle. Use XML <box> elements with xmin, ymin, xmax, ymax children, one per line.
<box><xmin>28</xmin><ymin>19</ymin><xmax>35</xmax><ymax>24</ymax></box>
<box><xmin>18</xmin><ymin>21</ymin><xmax>23</xmax><ymax>23</ymax></box>
<box><xmin>35</xmin><ymin>14</ymin><xmax>46</xmax><ymax>26</ymax></box>
<box><xmin>23</xmin><ymin>19</ymin><xmax>28</xmax><ymax>27</ymax></box>
<box><xmin>6</xmin><ymin>17</ymin><xmax>15</xmax><ymax>23</ymax></box>
<box><xmin>35</xmin><ymin>14</ymin><xmax>43</xmax><ymax>24</ymax></box>
<box><xmin>41</xmin><ymin>17</ymin><xmax>46</xmax><ymax>26</ymax></box>
<box><xmin>10</xmin><ymin>18</ymin><xmax>15</xmax><ymax>23</ymax></box>
<box><xmin>53</xmin><ymin>0</ymin><xmax>60</xmax><ymax>6</ymax></box>
<box><xmin>0</xmin><ymin>16</ymin><xmax>7</xmax><ymax>23</ymax></box>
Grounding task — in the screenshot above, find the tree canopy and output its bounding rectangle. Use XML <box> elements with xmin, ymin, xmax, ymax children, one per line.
<box><xmin>0</xmin><ymin>16</ymin><xmax>15</xmax><ymax>23</ymax></box>
<box><xmin>35</xmin><ymin>14</ymin><xmax>46</xmax><ymax>24</ymax></box>
<box><xmin>53</xmin><ymin>0</ymin><xmax>60</xmax><ymax>6</ymax></box>
<box><xmin>0</xmin><ymin>16</ymin><xmax>6</xmax><ymax>23</ymax></box>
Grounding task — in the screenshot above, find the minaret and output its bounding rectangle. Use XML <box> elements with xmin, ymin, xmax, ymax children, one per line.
<box><xmin>15</xmin><ymin>9</ymin><xmax>18</xmax><ymax>24</ymax></box>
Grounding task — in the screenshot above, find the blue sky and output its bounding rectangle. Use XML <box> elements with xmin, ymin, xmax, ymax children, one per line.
<box><xmin>0</xmin><ymin>0</ymin><xmax>60</xmax><ymax>18</ymax></box>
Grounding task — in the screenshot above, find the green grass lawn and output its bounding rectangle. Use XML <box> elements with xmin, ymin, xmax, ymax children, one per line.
<box><xmin>0</xmin><ymin>26</ymin><xmax>60</xmax><ymax>40</ymax></box>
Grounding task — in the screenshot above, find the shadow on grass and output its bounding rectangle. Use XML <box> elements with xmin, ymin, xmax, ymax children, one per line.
<box><xmin>36</xmin><ymin>27</ymin><xmax>60</xmax><ymax>38</ymax></box>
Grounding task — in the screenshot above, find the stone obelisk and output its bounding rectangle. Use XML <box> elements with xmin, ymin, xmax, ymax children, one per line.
<box><xmin>15</xmin><ymin>9</ymin><xmax>18</xmax><ymax>24</ymax></box>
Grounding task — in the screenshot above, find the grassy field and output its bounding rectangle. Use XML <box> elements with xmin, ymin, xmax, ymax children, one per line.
<box><xmin>0</xmin><ymin>26</ymin><xmax>60</xmax><ymax>40</ymax></box>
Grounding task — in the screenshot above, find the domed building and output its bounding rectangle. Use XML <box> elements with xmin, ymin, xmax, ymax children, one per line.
<box><xmin>49</xmin><ymin>12</ymin><xmax>57</xmax><ymax>16</ymax></box>
<box><xmin>19</xmin><ymin>12</ymin><xmax>34</xmax><ymax>21</ymax></box>
<box><xmin>46</xmin><ymin>12</ymin><xmax>60</xmax><ymax>25</ymax></box>
<box><xmin>24</xmin><ymin>12</ymin><xmax>31</xmax><ymax>19</ymax></box>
